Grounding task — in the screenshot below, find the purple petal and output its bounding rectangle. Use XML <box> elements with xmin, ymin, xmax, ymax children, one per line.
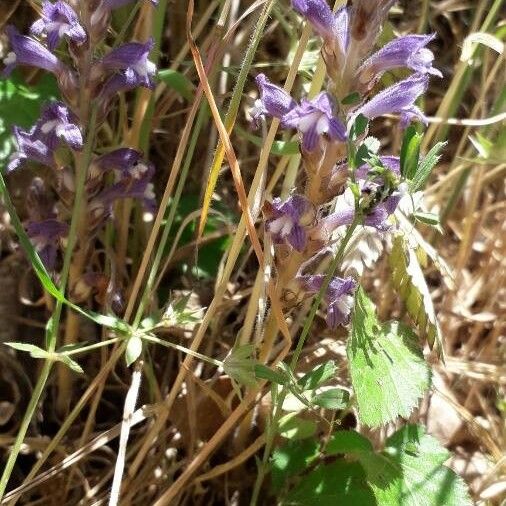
<box><xmin>30</xmin><ymin>1</ymin><xmax>87</xmax><ymax>50</ymax></box>
<box><xmin>94</xmin><ymin>148</ymin><xmax>144</xmax><ymax>175</ymax></box>
<box><xmin>2</xmin><ymin>26</ymin><xmax>64</xmax><ymax>77</ymax></box>
<box><xmin>301</xmin><ymin>126</ymin><xmax>319</xmax><ymax>151</ymax></box>
<box><xmin>358</xmin><ymin>34</ymin><xmax>441</xmax><ymax>86</ymax></box>
<box><xmin>255</xmin><ymin>74</ymin><xmax>296</xmax><ymax>120</ymax></box>
<box><xmin>8</xmin><ymin>126</ymin><xmax>55</xmax><ymax>172</ymax></box>
<box><xmin>354</xmin><ymin>74</ymin><xmax>429</xmax><ymax>125</ymax></box>
<box><xmin>288</xmin><ymin>225</ymin><xmax>306</xmax><ymax>251</ymax></box>
<box><xmin>38</xmin><ymin>101</ymin><xmax>83</xmax><ymax>150</ymax></box>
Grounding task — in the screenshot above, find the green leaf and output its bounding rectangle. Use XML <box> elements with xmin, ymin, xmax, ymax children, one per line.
<box><xmin>5</xmin><ymin>342</ymin><xmax>48</xmax><ymax>359</ymax></box>
<box><xmin>125</xmin><ymin>334</ymin><xmax>143</xmax><ymax>366</ymax></box>
<box><xmin>400</xmin><ymin>125</ymin><xmax>423</xmax><ymax>179</ymax></box>
<box><xmin>271</xmin><ymin>439</ymin><xmax>320</xmax><ymax>492</ymax></box>
<box><xmin>363</xmin><ymin>425</ymin><xmax>472</xmax><ymax>506</ymax></box>
<box><xmin>389</xmin><ymin>235</ymin><xmax>444</xmax><ymax>355</ymax></box>
<box><xmin>222</xmin><ymin>344</ymin><xmax>257</xmax><ymax>387</ymax></box>
<box><xmin>297</xmin><ymin>360</ymin><xmax>336</xmax><ymax>391</ymax></box>
<box><xmin>341</xmin><ymin>91</ymin><xmax>361</xmax><ymax>105</ymax></box>
<box><xmin>413</xmin><ymin>211</ymin><xmax>443</xmax><ymax>232</ymax></box>
<box><xmin>157</xmin><ymin>69</ymin><xmax>194</xmax><ymax>100</ymax></box>
<box><xmin>254</xmin><ymin>364</ymin><xmax>288</xmax><ymax>385</ymax></box>
<box><xmin>312</xmin><ymin>388</ymin><xmax>349</xmax><ymax>410</ymax></box>
<box><xmin>285</xmin><ymin>460</ymin><xmax>376</xmax><ymax>505</ymax></box>
<box><xmin>347</xmin><ymin>288</ymin><xmax>431</xmax><ymax>427</ymax></box>
<box><xmin>351</xmin><ymin>114</ymin><xmax>369</xmax><ymax>140</ymax></box>
<box><xmin>410</xmin><ymin>141</ymin><xmax>446</xmax><ymax>191</ymax></box>
<box><xmin>326</xmin><ymin>430</ymin><xmax>373</xmax><ymax>455</ymax></box>
<box><xmin>278</xmin><ymin>413</ymin><xmax>317</xmax><ymax>440</ymax></box>
<box><xmin>57</xmin><ymin>355</ymin><xmax>84</xmax><ymax>374</ymax></box>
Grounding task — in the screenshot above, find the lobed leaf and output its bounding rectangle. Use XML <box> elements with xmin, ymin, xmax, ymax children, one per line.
<box><xmin>347</xmin><ymin>288</ymin><xmax>431</xmax><ymax>427</ymax></box>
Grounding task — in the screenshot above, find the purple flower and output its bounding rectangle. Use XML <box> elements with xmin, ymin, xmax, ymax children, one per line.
<box><xmin>282</xmin><ymin>92</ymin><xmax>347</xmax><ymax>151</ymax></box>
<box><xmin>36</xmin><ymin>101</ymin><xmax>83</xmax><ymax>150</ymax></box>
<box><xmin>2</xmin><ymin>25</ymin><xmax>68</xmax><ymax>77</ymax></box>
<box><xmin>30</xmin><ymin>1</ymin><xmax>87</xmax><ymax>50</ymax></box>
<box><xmin>95</xmin><ymin>39</ymin><xmax>156</xmax><ymax>89</ymax></box>
<box><xmin>265</xmin><ymin>195</ymin><xmax>314</xmax><ymax>251</ymax></box>
<box><xmin>301</xmin><ymin>274</ymin><xmax>357</xmax><ymax>328</ymax></box>
<box><xmin>26</xmin><ymin>218</ymin><xmax>68</xmax><ymax>270</ymax></box>
<box><xmin>353</xmin><ymin>74</ymin><xmax>429</xmax><ymax>127</ymax></box>
<box><xmin>89</xmin><ymin>161</ymin><xmax>156</xmax><ymax>222</ymax></box>
<box><xmin>8</xmin><ymin>126</ymin><xmax>55</xmax><ymax>172</ymax></box>
<box><xmin>357</xmin><ymin>35</ymin><xmax>442</xmax><ymax>87</ymax></box>
<box><xmin>253</xmin><ymin>73</ymin><xmax>296</xmax><ymax>125</ymax></box>
<box><xmin>92</xmin><ymin>148</ymin><xmax>145</xmax><ymax>177</ymax></box>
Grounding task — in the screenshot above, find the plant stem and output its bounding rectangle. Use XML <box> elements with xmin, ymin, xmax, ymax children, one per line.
<box><xmin>142</xmin><ymin>333</ymin><xmax>223</xmax><ymax>368</ymax></box>
<box><xmin>249</xmin><ymin>218</ymin><xmax>360</xmax><ymax>505</ymax></box>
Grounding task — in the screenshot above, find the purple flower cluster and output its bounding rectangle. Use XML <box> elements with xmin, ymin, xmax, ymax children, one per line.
<box><xmin>255</xmin><ymin>0</ymin><xmax>441</xmax><ymax>329</ymax></box>
<box><xmin>2</xmin><ymin>0</ymin><xmax>159</xmax><ymax>271</ymax></box>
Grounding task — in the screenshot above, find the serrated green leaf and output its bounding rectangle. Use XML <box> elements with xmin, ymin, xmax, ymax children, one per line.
<box><xmin>271</xmin><ymin>439</ymin><xmax>320</xmax><ymax>492</ymax></box>
<box><xmin>278</xmin><ymin>413</ymin><xmax>317</xmax><ymax>441</ymax></box>
<box><xmin>348</xmin><ymin>288</ymin><xmax>431</xmax><ymax>427</ymax></box>
<box><xmin>364</xmin><ymin>425</ymin><xmax>472</xmax><ymax>506</ymax></box>
<box><xmin>312</xmin><ymin>388</ymin><xmax>349</xmax><ymax>410</ymax></box>
<box><xmin>410</xmin><ymin>141</ymin><xmax>446</xmax><ymax>191</ymax></box>
<box><xmin>400</xmin><ymin>125</ymin><xmax>423</xmax><ymax>179</ymax></box>
<box><xmin>125</xmin><ymin>334</ymin><xmax>143</xmax><ymax>366</ymax></box>
<box><xmin>297</xmin><ymin>361</ymin><xmax>336</xmax><ymax>391</ymax></box>
<box><xmin>389</xmin><ymin>235</ymin><xmax>444</xmax><ymax>355</ymax></box>
<box><xmin>326</xmin><ymin>430</ymin><xmax>373</xmax><ymax>455</ymax></box>
<box><xmin>284</xmin><ymin>460</ymin><xmax>376</xmax><ymax>505</ymax></box>
<box><xmin>254</xmin><ymin>364</ymin><xmax>288</xmax><ymax>385</ymax></box>
<box><xmin>157</xmin><ymin>69</ymin><xmax>195</xmax><ymax>100</ymax></box>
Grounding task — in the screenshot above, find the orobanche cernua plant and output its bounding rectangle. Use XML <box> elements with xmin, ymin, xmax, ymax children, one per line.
<box><xmin>0</xmin><ymin>0</ymin><xmax>160</xmax><ymax>498</ymax></box>
<box><xmin>0</xmin><ymin>0</ymin><xmax>474</xmax><ymax>503</ymax></box>
<box><xmin>246</xmin><ymin>0</ymin><xmax>471</xmax><ymax>503</ymax></box>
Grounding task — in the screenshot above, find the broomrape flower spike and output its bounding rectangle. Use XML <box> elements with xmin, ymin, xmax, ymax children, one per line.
<box><xmin>30</xmin><ymin>1</ymin><xmax>87</xmax><ymax>50</ymax></box>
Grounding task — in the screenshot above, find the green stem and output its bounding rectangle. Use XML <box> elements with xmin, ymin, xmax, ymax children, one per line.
<box><xmin>249</xmin><ymin>218</ymin><xmax>360</xmax><ymax>505</ymax></box>
<box><xmin>60</xmin><ymin>337</ymin><xmax>120</xmax><ymax>356</ymax></box>
<box><xmin>0</xmin><ymin>109</ymin><xmax>98</xmax><ymax>499</ymax></box>
<box><xmin>0</xmin><ymin>361</ymin><xmax>52</xmax><ymax>498</ymax></box>
<box><xmin>142</xmin><ymin>333</ymin><xmax>223</xmax><ymax>368</ymax></box>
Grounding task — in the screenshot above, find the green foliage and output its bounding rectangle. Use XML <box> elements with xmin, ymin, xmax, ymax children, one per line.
<box><xmin>284</xmin><ymin>426</ymin><xmax>471</xmax><ymax>506</ymax></box>
<box><xmin>236</xmin><ymin>126</ymin><xmax>300</xmax><ymax>155</ymax></box>
<box><xmin>389</xmin><ymin>235</ymin><xmax>444</xmax><ymax>355</ymax></box>
<box><xmin>271</xmin><ymin>439</ymin><xmax>319</xmax><ymax>492</ymax></box>
<box><xmin>222</xmin><ymin>344</ymin><xmax>257</xmax><ymax>387</ymax></box>
<box><xmin>297</xmin><ymin>361</ymin><xmax>336</xmax><ymax>391</ymax></box>
<box><xmin>278</xmin><ymin>413</ymin><xmax>317</xmax><ymax>440</ymax></box>
<box><xmin>0</xmin><ymin>73</ymin><xmax>59</xmax><ymax>162</ymax></box>
<box><xmin>311</xmin><ymin>388</ymin><xmax>348</xmax><ymax>410</ymax></box>
<box><xmin>409</xmin><ymin>142</ymin><xmax>447</xmax><ymax>192</ymax></box>
<box><xmin>347</xmin><ymin>288</ymin><xmax>431</xmax><ymax>427</ymax></box>
<box><xmin>157</xmin><ymin>69</ymin><xmax>195</xmax><ymax>101</ymax></box>
<box><xmin>125</xmin><ymin>334</ymin><xmax>143</xmax><ymax>366</ymax></box>
<box><xmin>400</xmin><ymin>125</ymin><xmax>423</xmax><ymax>180</ymax></box>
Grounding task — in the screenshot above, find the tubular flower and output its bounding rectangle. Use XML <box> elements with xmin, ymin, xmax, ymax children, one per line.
<box><xmin>301</xmin><ymin>274</ymin><xmax>357</xmax><ymax>328</ymax></box>
<box><xmin>8</xmin><ymin>126</ymin><xmax>56</xmax><ymax>172</ymax></box>
<box><xmin>282</xmin><ymin>92</ymin><xmax>347</xmax><ymax>151</ymax></box>
<box><xmin>30</xmin><ymin>1</ymin><xmax>87</xmax><ymax>50</ymax></box>
<box><xmin>254</xmin><ymin>74</ymin><xmax>346</xmax><ymax>151</ymax></box>
<box><xmin>265</xmin><ymin>195</ymin><xmax>314</xmax><ymax>251</ymax></box>
<box><xmin>26</xmin><ymin>219</ymin><xmax>68</xmax><ymax>271</ymax></box>
<box><xmin>357</xmin><ymin>34</ymin><xmax>442</xmax><ymax>89</ymax></box>
<box><xmin>2</xmin><ymin>26</ymin><xmax>68</xmax><ymax>77</ymax></box>
<box><xmin>353</xmin><ymin>74</ymin><xmax>429</xmax><ymax>127</ymax></box>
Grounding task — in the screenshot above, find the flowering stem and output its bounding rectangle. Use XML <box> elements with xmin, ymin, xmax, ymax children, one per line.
<box><xmin>250</xmin><ymin>217</ymin><xmax>360</xmax><ymax>506</ymax></box>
